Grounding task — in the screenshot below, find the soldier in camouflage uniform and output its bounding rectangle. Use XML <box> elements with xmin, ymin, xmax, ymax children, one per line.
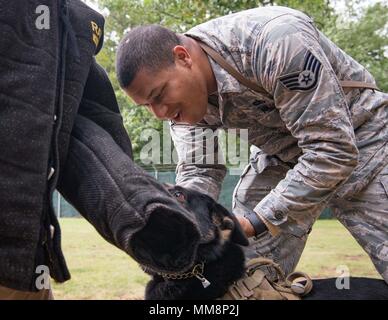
<box><xmin>116</xmin><ymin>6</ymin><xmax>388</xmax><ymax>283</ymax></box>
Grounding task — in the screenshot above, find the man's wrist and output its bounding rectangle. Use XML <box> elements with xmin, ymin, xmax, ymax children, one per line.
<box><xmin>244</xmin><ymin>211</ymin><xmax>268</xmax><ymax>237</ymax></box>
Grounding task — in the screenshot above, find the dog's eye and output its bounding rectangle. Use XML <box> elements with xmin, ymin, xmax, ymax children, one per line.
<box><xmin>174</xmin><ymin>191</ymin><xmax>185</xmax><ymax>202</ymax></box>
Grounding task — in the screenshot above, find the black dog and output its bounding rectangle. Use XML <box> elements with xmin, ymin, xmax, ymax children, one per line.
<box><xmin>143</xmin><ymin>185</ymin><xmax>249</xmax><ymax>300</ymax></box>
<box><xmin>143</xmin><ymin>186</ymin><xmax>388</xmax><ymax>300</ymax></box>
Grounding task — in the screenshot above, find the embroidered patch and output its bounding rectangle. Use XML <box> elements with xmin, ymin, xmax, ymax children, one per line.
<box><xmin>91</xmin><ymin>21</ymin><xmax>102</xmax><ymax>48</ymax></box>
<box><xmin>279</xmin><ymin>51</ymin><xmax>322</xmax><ymax>91</ymax></box>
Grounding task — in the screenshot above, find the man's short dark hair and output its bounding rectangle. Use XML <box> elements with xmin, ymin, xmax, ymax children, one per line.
<box><xmin>116</xmin><ymin>25</ymin><xmax>180</xmax><ymax>88</ymax></box>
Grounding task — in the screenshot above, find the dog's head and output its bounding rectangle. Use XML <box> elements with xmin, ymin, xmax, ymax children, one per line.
<box><xmin>164</xmin><ymin>184</ymin><xmax>249</xmax><ymax>263</ymax></box>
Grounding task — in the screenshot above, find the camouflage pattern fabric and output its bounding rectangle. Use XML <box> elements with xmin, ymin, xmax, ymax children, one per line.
<box><xmin>233</xmin><ymin>147</ymin><xmax>388</xmax><ymax>283</ymax></box>
<box><xmin>170</xmin><ymin>6</ymin><xmax>388</xmax><ymax>282</ymax></box>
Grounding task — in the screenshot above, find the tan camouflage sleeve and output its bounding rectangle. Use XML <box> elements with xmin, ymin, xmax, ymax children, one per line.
<box><xmin>252</xmin><ymin>15</ymin><xmax>359</xmax><ymax>233</ymax></box>
<box><xmin>170</xmin><ymin>122</ymin><xmax>227</xmax><ymax>200</ymax></box>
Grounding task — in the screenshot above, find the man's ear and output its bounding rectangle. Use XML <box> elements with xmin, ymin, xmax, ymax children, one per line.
<box><xmin>172</xmin><ymin>45</ymin><xmax>192</xmax><ymax>68</ymax></box>
<box><xmin>212</xmin><ymin>202</ymin><xmax>249</xmax><ymax>246</ymax></box>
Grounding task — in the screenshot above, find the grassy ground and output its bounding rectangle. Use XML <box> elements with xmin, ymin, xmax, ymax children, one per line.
<box><xmin>52</xmin><ymin>218</ymin><xmax>380</xmax><ymax>300</ymax></box>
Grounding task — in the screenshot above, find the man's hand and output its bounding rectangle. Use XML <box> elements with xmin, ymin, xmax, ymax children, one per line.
<box><xmin>236</xmin><ymin>212</ymin><xmax>281</xmax><ymax>238</ymax></box>
<box><xmin>236</xmin><ymin>215</ymin><xmax>256</xmax><ymax>238</ymax></box>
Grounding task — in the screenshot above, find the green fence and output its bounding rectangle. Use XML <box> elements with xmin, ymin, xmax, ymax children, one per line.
<box><xmin>53</xmin><ymin>168</ymin><xmax>332</xmax><ymax>219</ymax></box>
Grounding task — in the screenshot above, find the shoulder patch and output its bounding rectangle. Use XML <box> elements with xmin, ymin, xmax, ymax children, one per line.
<box><xmin>278</xmin><ymin>51</ymin><xmax>322</xmax><ymax>91</ymax></box>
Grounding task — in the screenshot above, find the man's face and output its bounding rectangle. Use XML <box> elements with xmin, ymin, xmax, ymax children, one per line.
<box><xmin>124</xmin><ymin>47</ymin><xmax>209</xmax><ymax>125</ymax></box>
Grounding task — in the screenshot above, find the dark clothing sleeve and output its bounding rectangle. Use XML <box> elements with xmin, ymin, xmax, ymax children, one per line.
<box><xmin>57</xmin><ymin>62</ymin><xmax>200</xmax><ymax>274</ymax></box>
<box><xmin>77</xmin><ymin>59</ymin><xmax>133</xmax><ymax>158</ymax></box>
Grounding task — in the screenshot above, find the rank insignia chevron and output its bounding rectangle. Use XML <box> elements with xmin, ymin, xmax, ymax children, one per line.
<box><xmin>278</xmin><ymin>51</ymin><xmax>322</xmax><ymax>91</ymax></box>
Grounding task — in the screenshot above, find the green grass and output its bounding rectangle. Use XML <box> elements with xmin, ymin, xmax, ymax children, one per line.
<box><xmin>297</xmin><ymin>220</ymin><xmax>380</xmax><ymax>279</ymax></box>
<box><xmin>52</xmin><ymin>219</ymin><xmax>149</xmax><ymax>300</ymax></box>
<box><xmin>52</xmin><ymin>218</ymin><xmax>380</xmax><ymax>300</ymax></box>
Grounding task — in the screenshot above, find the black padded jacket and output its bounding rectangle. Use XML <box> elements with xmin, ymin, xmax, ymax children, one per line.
<box><xmin>0</xmin><ymin>0</ymin><xmax>200</xmax><ymax>292</ymax></box>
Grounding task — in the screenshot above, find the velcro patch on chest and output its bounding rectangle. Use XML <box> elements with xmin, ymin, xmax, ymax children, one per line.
<box><xmin>278</xmin><ymin>51</ymin><xmax>322</xmax><ymax>92</ymax></box>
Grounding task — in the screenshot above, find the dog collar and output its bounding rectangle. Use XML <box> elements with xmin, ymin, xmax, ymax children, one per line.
<box><xmin>157</xmin><ymin>262</ymin><xmax>211</xmax><ymax>288</ymax></box>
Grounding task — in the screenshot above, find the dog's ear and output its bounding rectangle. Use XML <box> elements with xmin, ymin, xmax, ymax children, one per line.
<box><xmin>212</xmin><ymin>202</ymin><xmax>249</xmax><ymax>246</ymax></box>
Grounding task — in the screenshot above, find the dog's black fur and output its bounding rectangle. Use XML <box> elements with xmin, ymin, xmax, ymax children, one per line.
<box><xmin>143</xmin><ymin>186</ymin><xmax>388</xmax><ymax>300</ymax></box>
<box><xmin>144</xmin><ymin>185</ymin><xmax>248</xmax><ymax>300</ymax></box>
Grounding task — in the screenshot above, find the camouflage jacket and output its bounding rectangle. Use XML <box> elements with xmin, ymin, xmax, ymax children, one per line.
<box><xmin>170</xmin><ymin>6</ymin><xmax>388</xmax><ymax>231</ymax></box>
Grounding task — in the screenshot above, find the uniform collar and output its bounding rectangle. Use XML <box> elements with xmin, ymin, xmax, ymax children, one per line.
<box><xmin>184</xmin><ymin>33</ymin><xmax>242</xmax><ymax>96</ymax></box>
<box><xmin>207</xmin><ymin>56</ymin><xmax>242</xmax><ymax>96</ymax></box>
<box><xmin>206</xmin><ymin>57</ymin><xmax>242</xmax><ymax>124</ymax></box>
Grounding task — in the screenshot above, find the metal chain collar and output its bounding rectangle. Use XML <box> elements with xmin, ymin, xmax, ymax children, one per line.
<box><xmin>157</xmin><ymin>262</ymin><xmax>205</xmax><ymax>280</ymax></box>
